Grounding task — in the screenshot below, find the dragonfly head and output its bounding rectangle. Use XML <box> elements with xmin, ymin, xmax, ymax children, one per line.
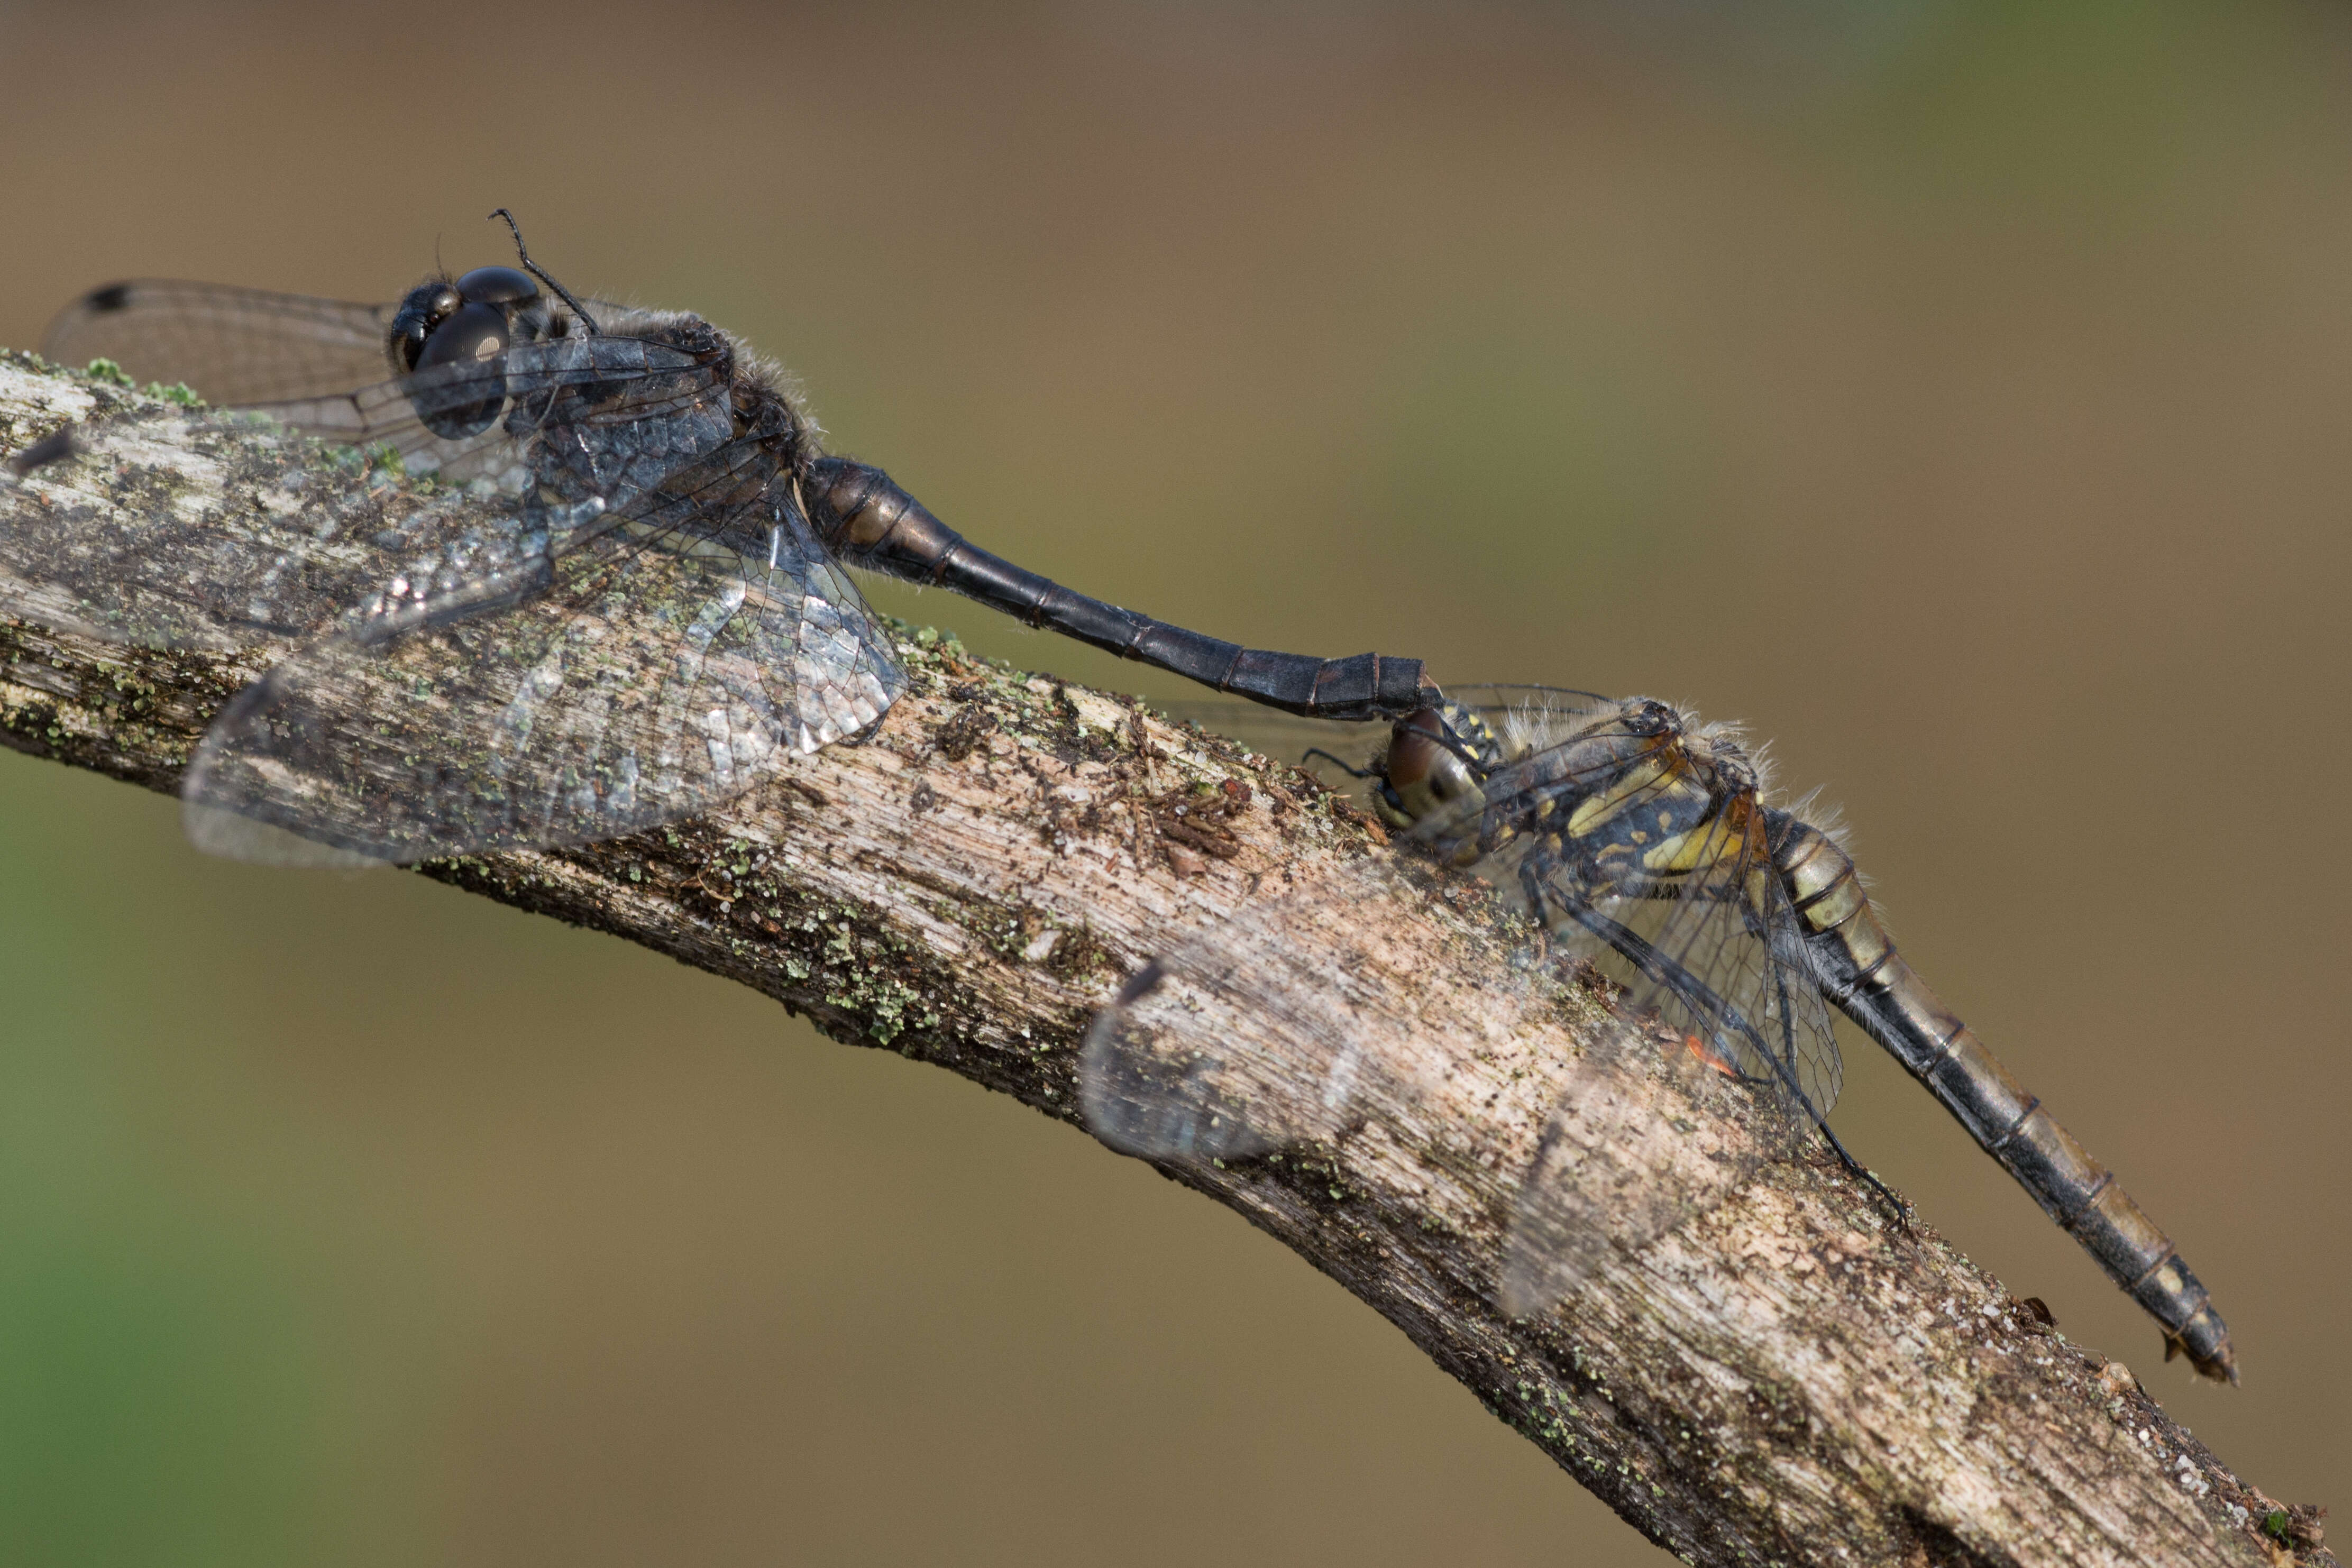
<box><xmin>385</xmin><ymin>214</ymin><xmax>598</xmax><ymax>440</ymax></box>
<box><xmin>386</xmin><ymin>265</ymin><xmax>562</xmax><ymax>438</ymax></box>
<box><xmin>1374</xmin><ymin>707</ymin><xmax>1487</xmax><ymax>833</ymax></box>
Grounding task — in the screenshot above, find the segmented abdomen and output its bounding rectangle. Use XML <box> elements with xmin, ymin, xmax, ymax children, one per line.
<box><xmin>1766</xmin><ymin>811</ymin><xmax>2235</xmax><ymax>1382</ymax></box>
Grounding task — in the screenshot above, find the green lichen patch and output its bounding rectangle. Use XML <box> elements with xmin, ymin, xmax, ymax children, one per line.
<box><xmin>882</xmin><ymin>617</ymin><xmax>997</xmax><ymax>694</ymax></box>
<box><xmin>0</xmin><ymin>347</ymin><xmax>63</xmax><ymax>378</ymax></box>
<box><xmin>0</xmin><ymin>693</ymin><xmax>66</xmax><ymax>755</ymax></box>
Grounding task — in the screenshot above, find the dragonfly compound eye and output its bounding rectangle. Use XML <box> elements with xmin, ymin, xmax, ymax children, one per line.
<box><xmin>410</xmin><ymin>300</ymin><xmax>514</xmax><ymax>439</ymax></box>
<box><xmin>387</xmin><ymin>282</ymin><xmax>464</xmax><ymax>373</ymax></box>
<box><xmin>1382</xmin><ymin>712</ymin><xmax>1481</xmax><ymax>827</ymax></box>
<box><xmin>453</xmin><ymin>265</ymin><xmax>540</xmax><ymax>307</ymax></box>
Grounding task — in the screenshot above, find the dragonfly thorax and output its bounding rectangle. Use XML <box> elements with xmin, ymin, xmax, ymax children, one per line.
<box><xmin>1374</xmin><ymin>695</ymin><xmax>1772</xmax><ymax>899</ymax></box>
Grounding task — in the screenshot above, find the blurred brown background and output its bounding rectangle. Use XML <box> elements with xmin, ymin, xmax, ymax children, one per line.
<box><xmin>0</xmin><ymin>2</ymin><xmax>2344</xmax><ymax>1562</ymax></box>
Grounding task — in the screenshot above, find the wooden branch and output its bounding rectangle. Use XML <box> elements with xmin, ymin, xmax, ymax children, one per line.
<box><xmin>0</xmin><ymin>351</ymin><xmax>2328</xmax><ymax>1568</ymax></box>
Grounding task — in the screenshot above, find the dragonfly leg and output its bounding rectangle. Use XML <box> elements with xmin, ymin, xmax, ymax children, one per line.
<box><xmin>1301</xmin><ymin>746</ymin><xmax>1377</xmax><ymax>780</ymax></box>
<box><xmin>1516</xmin><ymin>855</ymin><xmax>1562</xmax><ymax>931</ymax></box>
<box><xmin>1811</xmin><ymin>1121</ymin><xmax>1912</xmax><ymax>1235</ymax></box>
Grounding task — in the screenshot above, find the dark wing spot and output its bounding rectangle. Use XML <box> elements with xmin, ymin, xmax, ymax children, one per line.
<box><xmin>86</xmin><ymin>283</ymin><xmax>133</xmax><ymax>313</ymax></box>
<box><xmin>1115</xmin><ymin>958</ymin><xmax>1168</xmax><ymax>1007</ymax></box>
<box><xmin>7</xmin><ymin>426</ymin><xmax>78</xmax><ymax>476</ymax></box>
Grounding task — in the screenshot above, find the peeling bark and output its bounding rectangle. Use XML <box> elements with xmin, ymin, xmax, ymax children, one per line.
<box><xmin>0</xmin><ymin>352</ymin><xmax>2330</xmax><ymax>1568</ymax></box>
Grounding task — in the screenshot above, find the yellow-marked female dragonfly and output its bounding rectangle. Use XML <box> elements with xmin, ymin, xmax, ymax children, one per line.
<box><xmin>1083</xmin><ymin>689</ymin><xmax>2234</xmax><ymax>1381</ymax></box>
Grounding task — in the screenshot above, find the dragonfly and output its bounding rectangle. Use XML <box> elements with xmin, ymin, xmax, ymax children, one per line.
<box><xmin>10</xmin><ymin>213</ymin><xmax>1430</xmax><ymax>864</ymax></box>
<box><xmin>1082</xmin><ymin>688</ymin><xmax>2237</xmax><ymax>1382</ymax></box>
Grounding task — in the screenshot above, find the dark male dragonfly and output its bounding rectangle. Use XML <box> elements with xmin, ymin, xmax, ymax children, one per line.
<box><xmin>18</xmin><ymin>216</ymin><xmax>1428</xmax><ymax>864</ymax></box>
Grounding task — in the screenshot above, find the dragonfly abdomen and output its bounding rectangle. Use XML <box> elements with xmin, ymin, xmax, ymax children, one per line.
<box><xmin>802</xmin><ymin>457</ymin><xmax>1428</xmax><ymax>720</ymax></box>
<box><xmin>1767</xmin><ymin>811</ymin><xmax>2236</xmax><ymax>1382</ymax></box>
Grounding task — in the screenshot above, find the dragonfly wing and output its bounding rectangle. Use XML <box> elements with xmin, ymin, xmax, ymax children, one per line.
<box><xmin>1494</xmin><ymin>849</ymin><xmax>1839</xmax><ymax>1315</ymax></box>
<box><xmin>181</xmin><ymin>473</ymin><xmax>903</xmax><ymax>864</ymax></box>
<box><xmin>0</xmin><ymin>400</ymin><xmax>552</xmax><ymax>654</ymax></box>
<box><xmin>1498</xmin><ymin>1005</ymin><xmax>1795</xmax><ymax>1317</ymax></box>
<box><xmin>1445</xmin><ymin>713</ymin><xmax>1841</xmax><ymax>1314</ymax></box>
<box><xmin>1570</xmin><ymin>882</ymin><xmax>1843</xmax><ymax>1126</ymax></box>
<box><xmin>39</xmin><ymin>283</ymin><xmax>733</xmax><ymax>502</ymax></box>
<box><xmin>1503</xmin><ymin>723</ymin><xmax>1845</xmax><ymax>1132</ymax></box>
<box><xmin>40</xmin><ymin>280</ymin><xmax>396</xmax><ymax>405</ymax></box>
<box><xmin>247</xmin><ymin>331</ymin><xmax>735</xmax><ymax>503</ymax></box>
<box><xmin>2</xmin><ymin>332</ymin><xmax>738</xmax><ymax>656</ymax></box>
<box><xmin>1080</xmin><ymin>859</ymin><xmax>1465</xmax><ymax>1162</ymax></box>
<box><xmin>1093</xmin><ymin>694</ymin><xmax>1842</xmax><ymax>1316</ymax></box>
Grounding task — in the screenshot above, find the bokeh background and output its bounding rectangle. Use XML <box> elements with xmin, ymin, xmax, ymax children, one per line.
<box><xmin>1</xmin><ymin>2</ymin><xmax>2345</xmax><ymax>1562</ymax></box>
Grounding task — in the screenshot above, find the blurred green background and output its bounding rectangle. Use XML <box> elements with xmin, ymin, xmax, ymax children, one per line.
<box><xmin>0</xmin><ymin>2</ymin><xmax>2344</xmax><ymax>1561</ymax></box>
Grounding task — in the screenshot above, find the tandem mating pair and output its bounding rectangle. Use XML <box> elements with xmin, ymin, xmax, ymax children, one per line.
<box><xmin>3</xmin><ymin>216</ymin><xmax>2230</xmax><ymax>1381</ymax></box>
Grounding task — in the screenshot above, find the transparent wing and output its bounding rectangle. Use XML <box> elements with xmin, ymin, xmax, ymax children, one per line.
<box><xmin>1487</xmin><ymin>782</ymin><xmax>1839</xmax><ymax>1315</ymax></box>
<box><xmin>14</xmin><ymin>282</ymin><xmax>407</xmax><ymax>650</ymax></box>
<box><xmin>1401</xmin><ymin>698</ymin><xmax>1688</xmax><ymax>858</ymax></box>
<box><xmin>43</xmin><ymin>275</ymin><xmax>735</xmax><ymax>502</ymax></box>
<box><xmin>1079</xmin><ymin>857</ymin><xmax>1466</xmax><ymax>1161</ymax></box>
<box><xmin>248</xmin><ymin>331</ymin><xmax>734</xmax><ymax>505</ymax></box>
<box><xmin>1092</xmin><ymin>689</ymin><xmax>1851</xmax><ymax>1315</ymax></box>
<box><xmin>1397</xmin><ymin>701</ymin><xmax>1841</xmax><ymax>1312</ymax></box>
<box><xmin>40</xmin><ymin>280</ymin><xmax>397</xmax><ymax>405</ymax></box>
<box><xmin>180</xmin><ymin>467</ymin><xmax>904</xmax><ymax>864</ymax></box>
<box><xmin>1404</xmin><ymin>696</ymin><xmax>1842</xmax><ymax>1125</ymax></box>
<box><xmin>1567</xmin><ymin>873</ymin><xmax>1843</xmax><ymax>1125</ymax></box>
<box><xmin>1</xmin><ymin>332</ymin><xmax>736</xmax><ymax>656</ymax></box>
<box><xmin>1497</xmin><ymin>1002</ymin><xmax>1797</xmax><ymax>1316</ymax></box>
<box><xmin>1079</xmin><ymin>834</ymin><xmax>1809</xmax><ymax>1316</ymax></box>
<box><xmin>0</xmin><ymin>416</ymin><xmax>441</xmax><ymax>651</ymax></box>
